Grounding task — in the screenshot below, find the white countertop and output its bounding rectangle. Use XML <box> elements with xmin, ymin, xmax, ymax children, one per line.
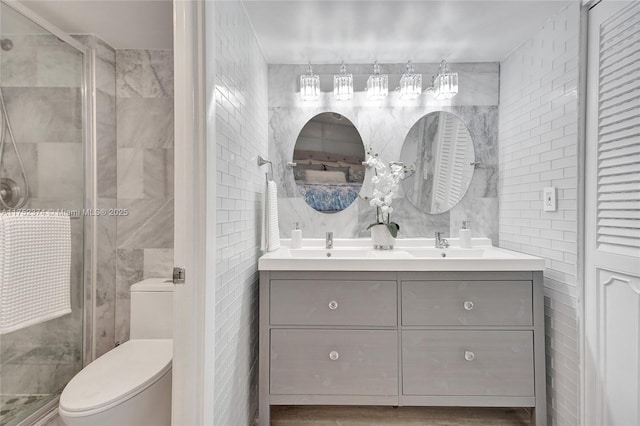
<box><xmin>258</xmin><ymin>238</ymin><xmax>545</xmax><ymax>272</ymax></box>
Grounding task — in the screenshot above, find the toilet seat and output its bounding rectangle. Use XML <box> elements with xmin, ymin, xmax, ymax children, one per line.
<box><xmin>59</xmin><ymin>339</ymin><xmax>172</xmax><ymax>418</ymax></box>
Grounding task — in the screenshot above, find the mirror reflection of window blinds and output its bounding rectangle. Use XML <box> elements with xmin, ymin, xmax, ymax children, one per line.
<box><xmin>596</xmin><ymin>2</ymin><xmax>640</xmax><ymax>257</ymax></box>
<box><xmin>432</xmin><ymin>114</ymin><xmax>471</xmax><ymax>211</ymax></box>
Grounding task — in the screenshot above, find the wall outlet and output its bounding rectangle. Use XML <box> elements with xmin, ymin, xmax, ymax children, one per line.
<box><xmin>543</xmin><ymin>187</ymin><xmax>557</xmax><ymax>211</ymax></box>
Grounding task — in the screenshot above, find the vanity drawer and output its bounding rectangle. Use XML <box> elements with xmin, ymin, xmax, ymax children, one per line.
<box><xmin>402</xmin><ymin>330</ymin><xmax>534</xmax><ymax>397</ymax></box>
<box><xmin>270</xmin><ymin>329</ymin><xmax>398</xmax><ymax>396</ymax></box>
<box><xmin>270</xmin><ymin>280</ymin><xmax>397</xmax><ymax>326</ymax></box>
<box><xmin>402</xmin><ymin>281</ymin><xmax>532</xmax><ymax>326</ymax></box>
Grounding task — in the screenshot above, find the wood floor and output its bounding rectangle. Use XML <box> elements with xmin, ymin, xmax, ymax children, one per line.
<box><xmin>270</xmin><ymin>406</ymin><xmax>532</xmax><ymax>426</ymax></box>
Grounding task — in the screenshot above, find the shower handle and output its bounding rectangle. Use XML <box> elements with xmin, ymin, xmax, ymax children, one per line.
<box><xmin>0</xmin><ymin>177</ymin><xmax>22</xmax><ymax>208</ymax></box>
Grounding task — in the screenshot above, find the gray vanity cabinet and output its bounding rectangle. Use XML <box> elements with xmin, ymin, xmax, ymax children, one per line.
<box><xmin>259</xmin><ymin>270</ymin><xmax>546</xmax><ymax>426</ymax></box>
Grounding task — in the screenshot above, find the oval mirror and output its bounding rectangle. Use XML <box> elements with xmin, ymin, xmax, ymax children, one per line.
<box><xmin>400</xmin><ymin>111</ymin><xmax>475</xmax><ymax>214</ymax></box>
<box><xmin>292</xmin><ymin>112</ymin><xmax>366</xmax><ymax>213</ymax></box>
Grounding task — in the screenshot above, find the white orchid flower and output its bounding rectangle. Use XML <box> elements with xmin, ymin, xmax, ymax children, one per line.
<box><xmin>364</xmin><ymin>149</ymin><xmax>412</xmax><ymax>232</ymax></box>
<box><xmin>365</xmin><ymin>155</ymin><xmax>386</xmax><ymax>171</ymax></box>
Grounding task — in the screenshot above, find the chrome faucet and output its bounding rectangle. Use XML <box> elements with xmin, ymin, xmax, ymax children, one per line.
<box><xmin>435</xmin><ymin>231</ymin><xmax>449</xmax><ymax>249</ymax></box>
<box><xmin>326</xmin><ymin>232</ymin><xmax>333</xmax><ymax>249</ymax></box>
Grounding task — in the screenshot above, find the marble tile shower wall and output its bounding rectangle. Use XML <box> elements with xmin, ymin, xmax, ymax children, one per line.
<box><xmin>54</xmin><ymin>39</ymin><xmax>174</xmax><ymax>356</ymax></box>
<box><xmin>269</xmin><ymin>63</ymin><xmax>499</xmax><ymax>242</ymax></box>
<box><xmin>0</xmin><ymin>34</ymin><xmax>84</xmax><ymax>395</ymax></box>
<box><xmin>114</xmin><ymin>49</ymin><xmax>174</xmax><ymax>345</ymax></box>
<box><xmin>0</xmin><ymin>37</ymin><xmax>174</xmax><ymax>386</ymax></box>
<box><xmin>73</xmin><ymin>34</ymin><xmax>118</xmax><ymax>358</ymax></box>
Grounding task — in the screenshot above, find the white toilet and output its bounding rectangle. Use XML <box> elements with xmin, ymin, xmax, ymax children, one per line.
<box><xmin>59</xmin><ymin>279</ymin><xmax>174</xmax><ymax>426</ymax></box>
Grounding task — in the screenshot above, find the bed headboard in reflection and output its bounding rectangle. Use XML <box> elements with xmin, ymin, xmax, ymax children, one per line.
<box><xmin>293</xmin><ymin>149</ymin><xmax>364</xmax><ymax>165</ymax></box>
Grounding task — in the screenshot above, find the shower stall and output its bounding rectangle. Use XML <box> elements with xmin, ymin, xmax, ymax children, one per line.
<box><xmin>0</xmin><ymin>2</ymin><xmax>92</xmax><ymax>425</ymax></box>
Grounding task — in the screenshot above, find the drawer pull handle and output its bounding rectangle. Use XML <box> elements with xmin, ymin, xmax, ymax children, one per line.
<box><xmin>463</xmin><ymin>300</ymin><xmax>474</xmax><ymax>311</ymax></box>
<box><xmin>328</xmin><ymin>300</ymin><xmax>339</xmax><ymax>310</ymax></box>
<box><xmin>464</xmin><ymin>350</ymin><xmax>475</xmax><ymax>361</ymax></box>
<box><xmin>329</xmin><ymin>351</ymin><xmax>340</xmax><ymax>361</ymax></box>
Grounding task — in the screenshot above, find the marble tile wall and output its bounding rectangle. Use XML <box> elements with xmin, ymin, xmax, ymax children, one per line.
<box><xmin>0</xmin><ymin>34</ymin><xmax>84</xmax><ymax>396</ymax></box>
<box><xmin>73</xmin><ymin>34</ymin><xmax>118</xmax><ymax>359</ymax></box>
<box><xmin>0</xmin><ymin>35</ymin><xmax>174</xmax><ymax>404</ymax></box>
<box><xmin>114</xmin><ymin>49</ymin><xmax>174</xmax><ymax>344</ymax></box>
<box><xmin>268</xmin><ymin>63</ymin><xmax>500</xmax><ymax>243</ymax></box>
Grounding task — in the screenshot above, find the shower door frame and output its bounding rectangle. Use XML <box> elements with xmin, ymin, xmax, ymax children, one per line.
<box><xmin>0</xmin><ymin>1</ymin><xmax>96</xmax><ymax>424</ymax></box>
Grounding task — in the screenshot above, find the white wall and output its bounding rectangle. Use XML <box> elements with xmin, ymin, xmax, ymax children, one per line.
<box><xmin>211</xmin><ymin>1</ymin><xmax>268</xmax><ymax>424</ymax></box>
<box><xmin>498</xmin><ymin>3</ymin><xmax>581</xmax><ymax>425</ymax></box>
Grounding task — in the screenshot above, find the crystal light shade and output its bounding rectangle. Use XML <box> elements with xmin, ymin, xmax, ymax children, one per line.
<box><xmin>300</xmin><ymin>63</ymin><xmax>320</xmax><ymax>101</ymax></box>
<box><xmin>333</xmin><ymin>62</ymin><xmax>353</xmax><ymax>101</ymax></box>
<box><xmin>366</xmin><ymin>61</ymin><xmax>388</xmax><ymax>100</ymax></box>
<box><xmin>433</xmin><ymin>60</ymin><xmax>458</xmax><ymax>100</ymax></box>
<box><xmin>399</xmin><ymin>61</ymin><xmax>422</xmax><ymax>100</ymax></box>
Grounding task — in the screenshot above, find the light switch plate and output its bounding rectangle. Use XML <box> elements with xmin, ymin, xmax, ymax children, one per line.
<box><xmin>543</xmin><ymin>187</ymin><xmax>557</xmax><ymax>211</ymax></box>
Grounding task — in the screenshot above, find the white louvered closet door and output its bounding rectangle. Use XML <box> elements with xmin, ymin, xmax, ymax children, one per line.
<box><xmin>585</xmin><ymin>2</ymin><xmax>640</xmax><ymax>425</ymax></box>
<box><xmin>431</xmin><ymin>114</ymin><xmax>471</xmax><ymax>212</ymax></box>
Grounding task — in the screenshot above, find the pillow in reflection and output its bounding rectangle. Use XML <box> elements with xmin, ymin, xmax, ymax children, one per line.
<box><xmin>305</xmin><ymin>169</ymin><xmax>347</xmax><ymax>183</ymax></box>
<box><xmin>339</xmin><ymin>161</ymin><xmax>365</xmax><ymax>171</ymax></box>
<box><xmin>293</xmin><ymin>164</ymin><xmax>323</xmax><ymax>181</ymax></box>
<box><xmin>348</xmin><ymin>168</ymin><xmax>365</xmax><ymax>182</ymax></box>
<box><xmin>324</xmin><ymin>165</ymin><xmax>350</xmax><ymax>177</ymax></box>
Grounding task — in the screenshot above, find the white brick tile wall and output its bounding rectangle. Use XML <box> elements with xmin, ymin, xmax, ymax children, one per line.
<box><xmin>498</xmin><ymin>3</ymin><xmax>581</xmax><ymax>425</ymax></box>
<box><xmin>212</xmin><ymin>2</ymin><xmax>268</xmax><ymax>425</ymax></box>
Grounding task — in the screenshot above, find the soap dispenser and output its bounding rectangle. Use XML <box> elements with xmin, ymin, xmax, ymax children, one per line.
<box><xmin>459</xmin><ymin>219</ymin><xmax>472</xmax><ymax>249</ymax></box>
<box><xmin>291</xmin><ymin>222</ymin><xmax>302</xmax><ymax>249</ymax></box>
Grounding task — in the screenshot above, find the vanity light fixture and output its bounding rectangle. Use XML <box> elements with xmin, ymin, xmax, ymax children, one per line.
<box><xmin>366</xmin><ymin>61</ymin><xmax>388</xmax><ymax>100</ymax></box>
<box><xmin>333</xmin><ymin>62</ymin><xmax>353</xmax><ymax>101</ymax></box>
<box><xmin>300</xmin><ymin>62</ymin><xmax>320</xmax><ymax>101</ymax></box>
<box><xmin>399</xmin><ymin>60</ymin><xmax>422</xmax><ymax>100</ymax></box>
<box><xmin>428</xmin><ymin>59</ymin><xmax>458</xmax><ymax>100</ymax></box>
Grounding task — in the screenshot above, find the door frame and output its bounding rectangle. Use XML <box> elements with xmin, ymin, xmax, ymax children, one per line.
<box><xmin>578</xmin><ymin>2</ymin><xmax>595</xmax><ymax>425</ymax></box>
<box><xmin>172</xmin><ymin>1</ymin><xmax>215</xmax><ymax>424</ymax></box>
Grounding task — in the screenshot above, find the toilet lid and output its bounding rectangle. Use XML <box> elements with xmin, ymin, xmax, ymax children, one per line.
<box><xmin>60</xmin><ymin>339</ymin><xmax>172</xmax><ymax>415</ymax></box>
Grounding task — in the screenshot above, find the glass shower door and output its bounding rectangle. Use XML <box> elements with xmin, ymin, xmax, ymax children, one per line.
<box><xmin>0</xmin><ymin>2</ymin><xmax>85</xmax><ymax>425</ymax></box>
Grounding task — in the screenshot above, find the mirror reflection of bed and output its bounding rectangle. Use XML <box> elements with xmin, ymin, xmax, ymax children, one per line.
<box><xmin>292</xmin><ymin>112</ymin><xmax>365</xmax><ymax>213</ymax></box>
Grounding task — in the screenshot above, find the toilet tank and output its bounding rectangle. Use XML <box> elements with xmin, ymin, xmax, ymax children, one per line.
<box><xmin>130</xmin><ymin>278</ymin><xmax>174</xmax><ymax>339</ymax></box>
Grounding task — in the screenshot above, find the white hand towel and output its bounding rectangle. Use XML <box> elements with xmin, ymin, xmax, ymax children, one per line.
<box><xmin>261</xmin><ymin>180</ymin><xmax>281</xmax><ymax>252</ymax></box>
<box><xmin>0</xmin><ymin>212</ymin><xmax>72</xmax><ymax>334</ymax></box>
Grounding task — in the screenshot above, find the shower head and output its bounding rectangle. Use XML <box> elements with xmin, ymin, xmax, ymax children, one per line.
<box><xmin>1</xmin><ymin>39</ymin><xmax>13</xmax><ymax>51</ymax></box>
